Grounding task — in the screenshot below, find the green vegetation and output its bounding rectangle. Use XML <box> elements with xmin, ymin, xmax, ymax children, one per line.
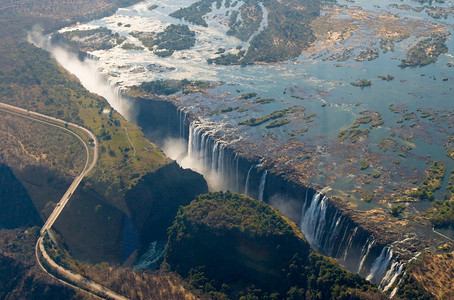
<box><xmin>254</xmin><ymin>98</ymin><xmax>275</xmax><ymax>104</ymax></box>
<box><xmin>355</xmin><ymin>48</ymin><xmax>379</xmax><ymax>61</ymax></box>
<box><xmin>169</xmin><ymin>192</ymin><xmax>296</xmax><ymax>236</ymax></box>
<box><xmin>0</xmin><ymin>41</ymin><xmax>175</xmax><ymax>196</ymax></box>
<box><xmin>227</xmin><ymin>0</ymin><xmax>263</xmax><ymax>41</ymax></box>
<box><xmin>154</xmin><ymin>49</ymin><xmax>174</xmax><ymax>57</ymax></box>
<box><xmin>239</xmin><ymin>108</ymin><xmax>290</xmax><ymax>126</ymax></box>
<box><xmin>208</xmin><ymin>106</ymin><xmax>244</xmax><ymax>115</ymax></box>
<box><xmin>121</xmin><ymin>43</ymin><xmax>143</xmax><ymax>50</ymax></box>
<box><xmin>360</xmin><ymin>160</ymin><xmax>370</xmax><ymax>170</ymax></box>
<box><xmin>178</xmin><ymin>0</ymin><xmax>320</xmax><ymax>64</ymax></box>
<box><xmin>351</xmin><ymin>115</ymin><xmax>372</xmax><ymax>128</ymax></box>
<box><xmin>409</xmin><ymin>161</ymin><xmax>446</xmax><ymax>201</ymax></box>
<box><xmin>265</xmin><ymin>118</ymin><xmax>291</xmax><ymax>128</ymax></box>
<box><xmin>148</xmin><ymin>4</ymin><xmax>159</xmax><ymax>10</ymax></box>
<box><xmin>363</xmin><ymin>195</ymin><xmax>373</xmax><ymax>202</ymax></box>
<box><xmin>242</xmin><ymin>0</ymin><xmax>320</xmax><ymax>63</ymax></box>
<box><xmin>290</xmin><ymin>128</ymin><xmax>308</xmax><ymax>137</ymax></box>
<box><xmin>339</xmin><ymin>111</ymin><xmax>382</xmax><ymax>143</ymax></box>
<box><xmin>131</xmin><ymin>24</ymin><xmax>195</xmax><ymax>57</ymax></box>
<box><xmin>0</xmin><ymin>228</ymin><xmax>84</xmax><ymax>299</ymax></box>
<box><xmin>127</xmin><ymin>79</ymin><xmax>211</xmax><ymax>97</ymax></box>
<box><xmin>240</xmin><ymin>92</ymin><xmax>258</xmax><ymax>99</ymax></box>
<box><xmin>130</xmin><ymin>31</ymin><xmax>154</xmax><ymax>49</ymax></box>
<box><xmin>428</xmin><ymin>169</ymin><xmax>454</xmax><ymax>227</ymax></box>
<box><xmin>165</xmin><ymin>192</ymin><xmax>381</xmax><ymax>299</ymax></box>
<box><xmin>350</xmin><ymin>79</ymin><xmax>372</xmax><ymax>87</ymax></box>
<box><xmin>153</xmin><ymin>24</ymin><xmax>196</xmax><ymax>52</ymax></box>
<box><xmin>169</xmin><ymin>0</ymin><xmax>214</xmax><ymax>27</ymax></box>
<box><xmin>214</xmin><ymin>47</ymin><xmax>225</xmax><ymax>54</ymax></box>
<box><xmin>52</xmin><ymin>27</ymin><xmax>126</xmax><ymax>52</ymax></box>
<box><xmin>429</xmin><ymin>197</ymin><xmax>454</xmax><ymax>227</ymax></box>
<box><xmin>338</xmin><ymin>128</ymin><xmax>370</xmax><ymax>143</ymax></box>
<box><xmin>390</xmin><ymin>204</ymin><xmax>406</xmax><ymax>217</ymax></box>
<box><xmin>206</xmin><ymin>50</ymin><xmax>249</xmax><ymax>65</ymax></box>
<box><xmin>446</xmin><ymin>136</ymin><xmax>454</xmax><ymax>160</ymax></box>
<box><xmin>378</xmin><ymin>74</ymin><xmax>394</xmax><ymax>81</ymax></box>
<box><xmin>399</xmin><ymin>34</ymin><xmax>448</xmax><ymax>68</ymax></box>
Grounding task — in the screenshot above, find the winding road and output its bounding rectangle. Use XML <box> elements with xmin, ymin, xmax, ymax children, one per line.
<box><xmin>0</xmin><ymin>102</ymin><xmax>128</xmax><ymax>300</ymax></box>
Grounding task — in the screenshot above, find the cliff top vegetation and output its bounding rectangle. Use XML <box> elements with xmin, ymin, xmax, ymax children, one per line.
<box><xmin>166</xmin><ymin>191</ymin><xmax>383</xmax><ymax>299</ymax></box>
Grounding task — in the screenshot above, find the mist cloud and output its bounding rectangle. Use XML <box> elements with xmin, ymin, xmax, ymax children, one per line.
<box><xmin>27</xmin><ymin>26</ymin><xmax>136</xmax><ymax>120</ymax></box>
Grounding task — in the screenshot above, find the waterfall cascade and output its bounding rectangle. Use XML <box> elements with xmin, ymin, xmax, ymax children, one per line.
<box><xmin>299</xmin><ymin>192</ymin><xmax>405</xmax><ymax>289</ymax></box>
<box><xmin>152</xmin><ymin>105</ymin><xmax>408</xmax><ymax>293</ymax></box>
<box><xmin>258</xmin><ymin>170</ymin><xmax>268</xmax><ymax>201</ymax></box>
<box><xmin>244</xmin><ymin>165</ymin><xmax>254</xmax><ymax>196</ymax></box>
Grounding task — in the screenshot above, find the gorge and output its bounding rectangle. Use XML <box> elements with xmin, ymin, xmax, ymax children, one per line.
<box><xmin>26</xmin><ymin>0</ymin><xmax>454</xmax><ymax>297</ymax></box>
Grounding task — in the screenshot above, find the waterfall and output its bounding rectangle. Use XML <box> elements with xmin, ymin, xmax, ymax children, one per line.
<box><xmin>235</xmin><ymin>154</ymin><xmax>240</xmax><ymax>192</ymax></box>
<box><xmin>178</xmin><ymin>108</ymin><xmax>188</xmax><ymax>140</ymax></box>
<box><xmin>258</xmin><ymin>170</ymin><xmax>268</xmax><ymax>201</ymax></box>
<box><xmin>244</xmin><ymin>165</ymin><xmax>254</xmax><ymax>196</ymax></box>
<box><xmin>300</xmin><ymin>193</ymin><xmax>329</xmax><ymax>248</ymax></box>
<box><xmin>358</xmin><ymin>238</ymin><xmax>375</xmax><ymax>273</ymax></box>
<box><xmin>36</xmin><ymin>29</ymin><xmax>408</xmax><ymax>290</ymax></box>
<box><xmin>381</xmin><ymin>261</ymin><xmax>403</xmax><ymax>291</ymax></box>
<box><xmin>366</xmin><ymin>247</ymin><xmax>393</xmax><ymax>283</ymax></box>
<box><xmin>323</xmin><ymin>211</ymin><xmax>343</xmax><ymax>256</ymax></box>
<box><xmin>184</xmin><ymin>122</ymin><xmax>247</xmax><ymax>192</ymax></box>
<box><xmin>342</xmin><ymin>227</ymin><xmax>358</xmax><ymax>262</ymax></box>
<box><xmin>175</xmin><ymin>116</ymin><xmax>405</xmax><ymax>289</ymax></box>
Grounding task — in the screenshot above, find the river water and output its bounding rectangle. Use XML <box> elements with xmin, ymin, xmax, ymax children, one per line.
<box><xmin>56</xmin><ymin>0</ymin><xmax>454</xmax><ymax>210</ymax></box>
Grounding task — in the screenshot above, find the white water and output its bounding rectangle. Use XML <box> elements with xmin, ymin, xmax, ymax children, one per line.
<box><xmin>300</xmin><ymin>192</ymin><xmax>324</xmax><ymax>247</ymax></box>
<box><xmin>244</xmin><ymin>165</ymin><xmax>254</xmax><ymax>196</ymax></box>
<box><xmin>366</xmin><ymin>247</ymin><xmax>393</xmax><ymax>283</ymax></box>
<box><xmin>246</xmin><ymin>2</ymin><xmax>269</xmax><ymax>44</ymax></box>
<box><xmin>382</xmin><ymin>261</ymin><xmax>403</xmax><ymax>291</ymax></box>
<box><xmin>179</xmin><ymin>122</ymin><xmax>240</xmax><ymax>191</ymax></box>
<box><xmin>358</xmin><ymin>238</ymin><xmax>375</xmax><ymax>273</ymax></box>
<box><xmin>258</xmin><ymin>170</ymin><xmax>267</xmax><ymax>201</ymax></box>
<box><xmin>133</xmin><ymin>240</ymin><xmax>166</xmax><ymax>270</ymax></box>
<box><xmin>27</xmin><ymin>29</ymin><xmax>135</xmax><ymax>119</ymax></box>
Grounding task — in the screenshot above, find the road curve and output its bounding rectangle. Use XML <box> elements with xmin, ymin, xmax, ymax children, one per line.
<box><xmin>0</xmin><ymin>102</ymin><xmax>127</xmax><ymax>300</ymax></box>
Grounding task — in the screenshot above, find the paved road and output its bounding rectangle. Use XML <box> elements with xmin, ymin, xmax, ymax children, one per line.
<box><xmin>0</xmin><ymin>102</ymin><xmax>127</xmax><ymax>300</ymax></box>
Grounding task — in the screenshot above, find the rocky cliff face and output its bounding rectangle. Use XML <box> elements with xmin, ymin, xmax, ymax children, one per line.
<box><xmin>52</xmin><ymin>162</ymin><xmax>208</xmax><ymax>264</ymax></box>
<box><xmin>125</xmin><ymin>162</ymin><xmax>208</xmax><ymax>254</ymax></box>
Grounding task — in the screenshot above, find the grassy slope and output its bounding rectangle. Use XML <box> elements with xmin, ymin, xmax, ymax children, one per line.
<box><xmin>397</xmin><ymin>249</ymin><xmax>454</xmax><ymax>299</ymax></box>
<box><xmin>0</xmin><ymin>0</ymin><xmax>206</xmax><ymax>265</ymax></box>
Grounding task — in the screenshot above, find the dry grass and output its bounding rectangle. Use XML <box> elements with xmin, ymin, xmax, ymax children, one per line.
<box><xmin>81</xmin><ymin>263</ymin><xmax>200</xmax><ymax>300</ymax></box>
<box><xmin>410</xmin><ymin>250</ymin><xmax>454</xmax><ymax>299</ymax></box>
<box><xmin>0</xmin><ymin>111</ymin><xmax>85</xmax><ymax>176</ymax></box>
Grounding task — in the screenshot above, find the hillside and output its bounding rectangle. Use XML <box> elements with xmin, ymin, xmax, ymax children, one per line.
<box><xmin>165</xmin><ymin>191</ymin><xmax>384</xmax><ymax>299</ymax></box>
<box><xmin>397</xmin><ymin>247</ymin><xmax>454</xmax><ymax>299</ymax></box>
<box><xmin>0</xmin><ymin>0</ymin><xmax>208</xmax><ymax>264</ymax></box>
<box><xmin>0</xmin><ymin>227</ymin><xmax>91</xmax><ymax>299</ymax></box>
